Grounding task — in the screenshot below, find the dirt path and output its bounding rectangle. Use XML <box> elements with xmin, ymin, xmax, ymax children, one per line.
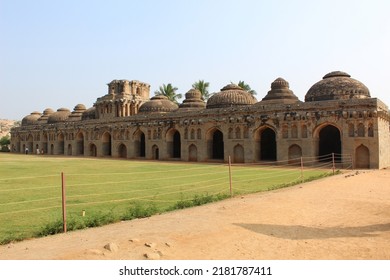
<box><xmin>1</xmin><ymin>169</ymin><xmax>390</xmax><ymax>260</ymax></box>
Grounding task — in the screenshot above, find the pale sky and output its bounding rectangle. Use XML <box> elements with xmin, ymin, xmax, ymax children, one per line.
<box><xmin>1</xmin><ymin>0</ymin><xmax>389</xmax><ymax>120</ymax></box>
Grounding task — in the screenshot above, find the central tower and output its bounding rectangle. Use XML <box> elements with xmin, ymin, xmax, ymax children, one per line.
<box><xmin>94</xmin><ymin>79</ymin><xmax>150</xmax><ymax>119</ymax></box>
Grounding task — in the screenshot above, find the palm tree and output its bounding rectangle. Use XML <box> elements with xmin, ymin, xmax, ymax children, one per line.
<box><xmin>192</xmin><ymin>80</ymin><xmax>211</xmax><ymax>100</ymax></box>
<box><xmin>154</xmin><ymin>83</ymin><xmax>182</xmax><ymax>104</ymax></box>
<box><xmin>238</xmin><ymin>81</ymin><xmax>257</xmax><ymax>95</ymax></box>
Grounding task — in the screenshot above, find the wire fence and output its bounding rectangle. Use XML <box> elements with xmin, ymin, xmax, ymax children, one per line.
<box><xmin>0</xmin><ymin>153</ymin><xmax>353</xmax><ymax>241</ymax></box>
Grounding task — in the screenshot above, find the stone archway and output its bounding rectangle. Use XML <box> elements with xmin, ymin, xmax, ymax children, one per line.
<box><xmin>318</xmin><ymin>125</ymin><xmax>341</xmax><ymax>161</ymax></box>
<box><xmin>57</xmin><ymin>133</ymin><xmax>65</xmax><ymax>155</ymax></box>
<box><xmin>134</xmin><ymin>130</ymin><xmax>145</xmax><ymax>157</ymax></box>
<box><xmin>355</xmin><ymin>145</ymin><xmax>369</xmax><ymax>169</ymax></box>
<box><xmin>152</xmin><ymin>145</ymin><xmax>159</xmax><ymax>160</ymax></box>
<box><xmin>288</xmin><ymin>144</ymin><xmax>302</xmax><ymax>164</ymax></box>
<box><xmin>233</xmin><ymin>144</ymin><xmax>244</xmax><ymax>163</ymax></box>
<box><xmin>260</xmin><ymin>128</ymin><xmax>276</xmax><ymax>161</ymax></box>
<box><xmin>188</xmin><ymin>144</ymin><xmax>198</xmax><ymax>162</ymax></box>
<box><xmin>67</xmin><ymin>144</ymin><xmax>72</xmax><ymax>156</ymax></box>
<box><xmin>102</xmin><ymin>132</ymin><xmax>112</xmax><ymax>156</ymax></box>
<box><xmin>166</xmin><ymin>129</ymin><xmax>181</xmax><ymax>159</ymax></box>
<box><xmin>118</xmin><ymin>143</ymin><xmax>127</xmax><ymax>158</ymax></box>
<box><xmin>89</xmin><ymin>143</ymin><xmax>97</xmax><ymax>157</ymax></box>
<box><xmin>211</xmin><ymin>129</ymin><xmax>224</xmax><ymax>160</ymax></box>
<box><xmin>76</xmin><ymin>132</ymin><xmax>84</xmax><ymax>156</ymax></box>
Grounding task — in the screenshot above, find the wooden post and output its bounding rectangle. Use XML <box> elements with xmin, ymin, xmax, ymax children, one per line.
<box><xmin>61</xmin><ymin>172</ymin><xmax>67</xmax><ymax>233</ymax></box>
<box><xmin>332</xmin><ymin>153</ymin><xmax>335</xmax><ymax>175</ymax></box>
<box><xmin>300</xmin><ymin>157</ymin><xmax>304</xmax><ymax>183</ymax></box>
<box><xmin>228</xmin><ymin>156</ymin><xmax>232</xmax><ymax>197</ymax></box>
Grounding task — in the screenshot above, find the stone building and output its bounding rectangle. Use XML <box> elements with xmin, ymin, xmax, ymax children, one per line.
<box><xmin>11</xmin><ymin>71</ymin><xmax>390</xmax><ymax>169</ymax></box>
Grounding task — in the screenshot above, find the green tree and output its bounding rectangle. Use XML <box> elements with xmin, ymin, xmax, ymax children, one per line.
<box><xmin>154</xmin><ymin>83</ymin><xmax>182</xmax><ymax>104</ymax></box>
<box><xmin>0</xmin><ymin>135</ymin><xmax>10</xmax><ymax>152</ymax></box>
<box><xmin>238</xmin><ymin>80</ymin><xmax>257</xmax><ymax>95</ymax></box>
<box><xmin>192</xmin><ymin>80</ymin><xmax>211</xmax><ymax>100</ymax></box>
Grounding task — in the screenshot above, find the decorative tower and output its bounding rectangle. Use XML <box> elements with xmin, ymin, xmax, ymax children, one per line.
<box><xmin>94</xmin><ymin>80</ymin><xmax>150</xmax><ymax>119</ymax></box>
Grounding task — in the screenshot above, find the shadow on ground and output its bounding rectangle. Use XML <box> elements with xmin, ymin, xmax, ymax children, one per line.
<box><xmin>234</xmin><ymin>223</ymin><xmax>390</xmax><ymax>240</ymax></box>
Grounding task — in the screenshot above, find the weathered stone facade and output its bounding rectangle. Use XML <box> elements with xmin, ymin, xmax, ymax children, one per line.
<box><xmin>11</xmin><ymin>72</ymin><xmax>390</xmax><ymax>169</ymax></box>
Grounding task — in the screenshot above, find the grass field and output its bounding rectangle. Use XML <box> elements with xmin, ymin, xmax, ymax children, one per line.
<box><xmin>0</xmin><ymin>153</ymin><xmax>335</xmax><ymax>244</ymax></box>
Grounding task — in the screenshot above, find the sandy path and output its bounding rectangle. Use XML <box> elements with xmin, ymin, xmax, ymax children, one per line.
<box><xmin>1</xmin><ymin>169</ymin><xmax>389</xmax><ymax>260</ymax></box>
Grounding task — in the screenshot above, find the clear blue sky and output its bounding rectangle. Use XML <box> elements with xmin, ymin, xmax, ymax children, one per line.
<box><xmin>1</xmin><ymin>0</ymin><xmax>389</xmax><ymax>120</ymax></box>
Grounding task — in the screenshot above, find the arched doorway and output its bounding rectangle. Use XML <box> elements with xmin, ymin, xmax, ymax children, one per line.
<box><xmin>89</xmin><ymin>143</ymin><xmax>97</xmax><ymax>157</ymax></box>
<box><xmin>355</xmin><ymin>145</ymin><xmax>369</xmax><ymax>169</ymax></box>
<box><xmin>288</xmin><ymin>144</ymin><xmax>302</xmax><ymax>164</ymax></box>
<box><xmin>57</xmin><ymin>133</ymin><xmax>65</xmax><ymax>154</ymax></box>
<box><xmin>134</xmin><ymin>131</ymin><xmax>146</xmax><ymax>157</ymax></box>
<box><xmin>260</xmin><ymin>128</ymin><xmax>276</xmax><ymax>161</ymax></box>
<box><xmin>118</xmin><ymin>143</ymin><xmax>127</xmax><ymax>158</ymax></box>
<box><xmin>76</xmin><ymin>132</ymin><xmax>84</xmax><ymax>155</ymax></box>
<box><xmin>188</xmin><ymin>144</ymin><xmax>198</xmax><ymax>162</ymax></box>
<box><xmin>233</xmin><ymin>144</ymin><xmax>244</xmax><ymax>163</ymax></box>
<box><xmin>67</xmin><ymin>144</ymin><xmax>72</xmax><ymax>156</ymax></box>
<box><xmin>152</xmin><ymin>145</ymin><xmax>159</xmax><ymax>160</ymax></box>
<box><xmin>27</xmin><ymin>134</ymin><xmax>33</xmax><ymax>154</ymax></box>
<box><xmin>173</xmin><ymin>131</ymin><xmax>181</xmax><ymax>158</ymax></box>
<box><xmin>211</xmin><ymin>129</ymin><xmax>224</xmax><ymax>160</ymax></box>
<box><xmin>318</xmin><ymin>125</ymin><xmax>341</xmax><ymax>161</ymax></box>
<box><xmin>102</xmin><ymin>132</ymin><xmax>112</xmax><ymax>156</ymax></box>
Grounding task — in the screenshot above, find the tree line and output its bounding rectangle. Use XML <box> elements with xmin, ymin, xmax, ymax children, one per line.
<box><xmin>154</xmin><ymin>80</ymin><xmax>257</xmax><ymax>104</ymax></box>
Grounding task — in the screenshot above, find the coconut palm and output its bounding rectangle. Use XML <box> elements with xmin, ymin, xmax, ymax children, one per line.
<box><xmin>154</xmin><ymin>83</ymin><xmax>182</xmax><ymax>104</ymax></box>
<box><xmin>192</xmin><ymin>80</ymin><xmax>211</xmax><ymax>100</ymax></box>
<box><xmin>238</xmin><ymin>80</ymin><xmax>257</xmax><ymax>95</ymax></box>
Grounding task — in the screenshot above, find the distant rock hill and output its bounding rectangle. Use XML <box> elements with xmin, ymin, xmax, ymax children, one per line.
<box><xmin>0</xmin><ymin>119</ymin><xmax>19</xmax><ymax>138</ymax></box>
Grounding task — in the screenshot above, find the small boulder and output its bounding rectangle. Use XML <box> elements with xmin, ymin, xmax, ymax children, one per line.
<box><xmin>104</xmin><ymin>242</ymin><xmax>119</xmax><ymax>252</ymax></box>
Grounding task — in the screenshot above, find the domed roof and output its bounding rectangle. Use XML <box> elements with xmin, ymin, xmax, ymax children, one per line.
<box><xmin>305</xmin><ymin>71</ymin><xmax>370</xmax><ymax>102</ymax></box>
<box><xmin>22</xmin><ymin>111</ymin><xmax>42</xmax><ymax>126</ymax></box>
<box><xmin>260</xmin><ymin>77</ymin><xmax>299</xmax><ymax>104</ymax></box>
<box><xmin>206</xmin><ymin>84</ymin><xmax>257</xmax><ymax>109</ymax></box>
<box><xmin>68</xmin><ymin>104</ymin><xmax>87</xmax><ymax>121</ymax></box>
<box><xmin>81</xmin><ymin>107</ymin><xmax>96</xmax><ymax>120</ymax></box>
<box><xmin>178</xmin><ymin>89</ymin><xmax>206</xmax><ymax>110</ymax></box>
<box><xmin>37</xmin><ymin>108</ymin><xmax>55</xmax><ymax>124</ymax></box>
<box><xmin>47</xmin><ymin>108</ymin><xmax>71</xmax><ymax>124</ymax></box>
<box><xmin>139</xmin><ymin>95</ymin><xmax>178</xmax><ymax>114</ymax></box>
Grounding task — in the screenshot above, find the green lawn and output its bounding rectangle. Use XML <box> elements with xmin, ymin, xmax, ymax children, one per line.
<box><xmin>0</xmin><ymin>153</ymin><xmax>333</xmax><ymax>244</ymax></box>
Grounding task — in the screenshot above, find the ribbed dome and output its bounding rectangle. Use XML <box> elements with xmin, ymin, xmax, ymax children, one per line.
<box><xmin>68</xmin><ymin>104</ymin><xmax>87</xmax><ymax>121</ymax></box>
<box><xmin>37</xmin><ymin>108</ymin><xmax>54</xmax><ymax>124</ymax></box>
<box><xmin>139</xmin><ymin>95</ymin><xmax>178</xmax><ymax>114</ymax></box>
<box><xmin>47</xmin><ymin>108</ymin><xmax>71</xmax><ymax>124</ymax></box>
<box><xmin>22</xmin><ymin>111</ymin><xmax>42</xmax><ymax>126</ymax></box>
<box><xmin>305</xmin><ymin>71</ymin><xmax>370</xmax><ymax>102</ymax></box>
<box><xmin>206</xmin><ymin>84</ymin><xmax>257</xmax><ymax>109</ymax></box>
<box><xmin>179</xmin><ymin>89</ymin><xmax>206</xmax><ymax>110</ymax></box>
<box><xmin>81</xmin><ymin>107</ymin><xmax>96</xmax><ymax>120</ymax></box>
<box><xmin>260</xmin><ymin>77</ymin><xmax>299</xmax><ymax>103</ymax></box>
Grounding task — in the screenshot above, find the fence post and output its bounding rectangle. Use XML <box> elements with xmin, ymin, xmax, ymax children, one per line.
<box><xmin>300</xmin><ymin>157</ymin><xmax>304</xmax><ymax>183</ymax></box>
<box><xmin>332</xmin><ymin>153</ymin><xmax>335</xmax><ymax>175</ymax></box>
<box><xmin>61</xmin><ymin>172</ymin><xmax>67</xmax><ymax>233</ymax></box>
<box><xmin>228</xmin><ymin>156</ymin><xmax>233</xmax><ymax>197</ymax></box>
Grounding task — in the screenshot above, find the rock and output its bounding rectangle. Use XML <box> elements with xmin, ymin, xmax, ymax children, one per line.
<box><xmin>144</xmin><ymin>242</ymin><xmax>156</xmax><ymax>248</ymax></box>
<box><xmin>165</xmin><ymin>242</ymin><xmax>171</xmax><ymax>247</ymax></box>
<box><xmin>144</xmin><ymin>252</ymin><xmax>161</xmax><ymax>260</ymax></box>
<box><xmin>87</xmin><ymin>249</ymin><xmax>104</xmax><ymax>256</ymax></box>
<box><xmin>104</xmin><ymin>242</ymin><xmax>119</xmax><ymax>252</ymax></box>
<box><xmin>129</xmin><ymin>238</ymin><xmax>140</xmax><ymax>243</ymax></box>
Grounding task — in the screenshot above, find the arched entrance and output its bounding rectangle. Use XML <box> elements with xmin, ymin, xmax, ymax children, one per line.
<box><xmin>57</xmin><ymin>133</ymin><xmax>65</xmax><ymax>154</ymax></box>
<box><xmin>76</xmin><ymin>132</ymin><xmax>84</xmax><ymax>155</ymax></box>
<box><xmin>233</xmin><ymin>144</ymin><xmax>244</xmax><ymax>163</ymax></box>
<box><xmin>188</xmin><ymin>144</ymin><xmax>198</xmax><ymax>162</ymax></box>
<box><xmin>318</xmin><ymin>125</ymin><xmax>341</xmax><ymax>161</ymax></box>
<box><xmin>288</xmin><ymin>144</ymin><xmax>302</xmax><ymax>164</ymax></box>
<box><xmin>173</xmin><ymin>131</ymin><xmax>181</xmax><ymax>158</ymax></box>
<box><xmin>102</xmin><ymin>132</ymin><xmax>112</xmax><ymax>156</ymax></box>
<box><xmin>211</xmin><ymin>129</ymin><xmax>224</xmax><ymax>160</ymax></box>
<box><xmin>260</xmin><ymin>128</ymin><xmax>276</xmax><ymax>161</ymax></box>
<box><xmin>152</xmin><ymin>145</ymin><xmax>159</xmax><ymax>160</ymax></box>
<box><xmin>118</xmin><ymin>143</ymin><xmax>127</xmax><ymax>158</ymax></box>
<box><xmin>67</xmin><ymin>144</ymin><xmax>72</xmax><ymax>156</ymax></box>
<box><xmin>89</xmin><ymin>143</ymin><xmax>97</xmax><ymax>157</ymax></box>
<box><xmin>355</xmin><ymin>145</ymin><xmax>369</xmax><ymax>169</ymax></box>
<box><xmin>134</xmin><ymin>131</ymin><xmax>146</xmax><ymax>157</ymax></box>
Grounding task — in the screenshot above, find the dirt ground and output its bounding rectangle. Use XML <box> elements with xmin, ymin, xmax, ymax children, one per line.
<box><xmin>1</xmin><ymin>169</ymin><xmax>390</xmax><ymax>260</ymax></box>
